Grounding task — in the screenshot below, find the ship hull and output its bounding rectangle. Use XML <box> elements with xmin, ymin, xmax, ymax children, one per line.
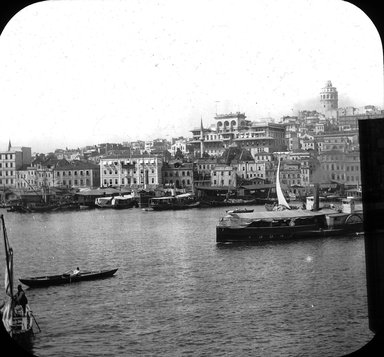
<box><xmin>216</xmin><ymin>221</ymin><xmax>364</xmax><ymax>243</ymax></box>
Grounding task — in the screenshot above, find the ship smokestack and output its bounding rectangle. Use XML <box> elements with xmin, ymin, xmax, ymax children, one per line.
<box><xmin>313</xmin><ymin>183</ymin><xmax>320</xmax><ymax>211</ymax></box>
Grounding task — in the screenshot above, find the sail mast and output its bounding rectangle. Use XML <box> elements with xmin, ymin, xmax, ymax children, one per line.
<box><xmin>1</xmin><ymin>214</ymin><xmax>13</xmax><ymax>298</ymax></box>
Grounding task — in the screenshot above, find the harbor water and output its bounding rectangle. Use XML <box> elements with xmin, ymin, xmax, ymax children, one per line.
<box><xmin>1</xmin><ymin>206</ymin><xmax>373</xmax><ymax>356</ymax></box>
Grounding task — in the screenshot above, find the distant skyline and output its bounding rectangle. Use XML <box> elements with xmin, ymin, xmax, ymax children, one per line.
<box><xmin>0</xmin><ymin>0</ymin><xmax>383</xmax><ymax>153</ymax></box>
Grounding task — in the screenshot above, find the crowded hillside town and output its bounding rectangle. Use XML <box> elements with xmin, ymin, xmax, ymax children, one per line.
<box><xmin>1</xmin><ymin>81</ymin><xmax>382</xmax><ymax>206</ymax></box>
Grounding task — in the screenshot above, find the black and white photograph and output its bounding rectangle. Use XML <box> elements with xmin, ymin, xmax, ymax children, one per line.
<box><xmin>0</xmin><ymin>0</ymin><xmax>383</xmax><ymax>356</ymax></box>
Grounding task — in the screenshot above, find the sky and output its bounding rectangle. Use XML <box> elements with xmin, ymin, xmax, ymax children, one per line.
<box><xmin>0</xmin><ymin>0</ymin><xmax>383</xmax><ymax>153</ymax></box>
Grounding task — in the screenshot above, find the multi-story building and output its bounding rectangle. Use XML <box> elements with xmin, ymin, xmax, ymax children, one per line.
<box><xmin>15</xmin><ymin>158</ymin><xmax>100</xmax><ymax>190</ymax></box>
<box><xmin>235</xmin><ymin>122</ymin><xmax>287</xmax><ymax>156</ymax></box>
<box><xmin>314</xmin><ymin>122</ymin><xmax>325</xmax><ymax>134</ymax></box>
<box><xmin>193</xmin><ymin>158</ymin><xmax>217</xmax><ymax>187</ymax></box>
<box><xmin>54</xmin><ymin>160</ymin><xmax>100</xmax><ymax>189</ymax></box>
<box><xmin>162</xmin><ymin>162</ymin><xmax>193</xmax><ymax>189</ymax></box>
<box><xmin>318</xmin><ymin>149</ymin><xmax>361</xmax><ymax>187</ymax></box>
<box><xmin>234</xmin><ymin>159</ymin><xmax>268</xmax><ymax>181</ymax></box>
<box><xmin>253</xmin><ymin>152</ymin><xmax>273</xmax><ymax>162</ymax></box>
<box><xmin>279</xmin><ymin>160</ymin><xmax>302</xmax><ymax>188</ymax></box>
<box><xmin>320</xmin><ymin>131</ymin><xmax>358</xmax><ymax>153</ymax></box>
<box><xmin>0</xmin><ymin>145</ymin><xmax>32</xmax><ymax>188</ymax></box>
<box><xmin>190</xmin><ymin>113</ymin><xmax>286</xmax><ymax>158</ymax></box>
<box><xmin>190</xmin><ymin>125</ymin><xmax>226</xmax><ymax>157</ymax></box>
<box><xmin>171</xmin><ymin>138</ymin><xmax>189</xmax><ymax>156</ymax></box>
<box><xmin>337</xmin><ymin>107</ymin><xmax>384</xmax><ymax>131</ymax></box>
<box><xmin>211</xmin><ymin>165</ymin><xmax>237</xmax><ymax>187</ymax></box>
<box><xmin>99</xmin><ymin>154</ymin><xmax>163</xmax><ymax>189</ymax></box>
<box><xmin>299</xmin><ymin>134</ymin><xmax>315</xmax><ymax>151</ymax></box>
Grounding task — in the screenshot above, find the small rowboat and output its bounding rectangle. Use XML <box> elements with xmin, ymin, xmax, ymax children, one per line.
<box><xmin>19</xmin><ymin>268</ymin><xmax>118</xmax><ymax>288</ymax></box>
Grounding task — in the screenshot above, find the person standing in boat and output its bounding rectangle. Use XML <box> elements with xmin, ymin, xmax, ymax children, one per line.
<box><xmin>14</xmin><ymin>284</ymin><xmax>28</xmax><ymax>315</ymax></box>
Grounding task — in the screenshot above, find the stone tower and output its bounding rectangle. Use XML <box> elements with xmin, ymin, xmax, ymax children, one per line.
<box><xmin>320</xmin><ymin>80</ymin><xmax>338</xmax><ymax>115</ymax></box>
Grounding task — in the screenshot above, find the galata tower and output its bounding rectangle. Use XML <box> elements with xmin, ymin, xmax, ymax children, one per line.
<box><xmin>320</xmin><ymin>80</ymin><xmax>338</xmax><ymax>113</ymax></box>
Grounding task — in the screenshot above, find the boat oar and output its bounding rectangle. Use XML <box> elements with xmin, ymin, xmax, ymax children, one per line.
<box><xmin>31</xmin><ymin>311</ymin><xmax>41</xmax><ymax>333</ymax></box>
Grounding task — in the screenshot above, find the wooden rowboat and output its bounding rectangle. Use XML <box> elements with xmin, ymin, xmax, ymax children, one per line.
<box><xmin>19</xmin><ymin>268</ymin><xmax>118</xmax><ymax>288</ymax></box>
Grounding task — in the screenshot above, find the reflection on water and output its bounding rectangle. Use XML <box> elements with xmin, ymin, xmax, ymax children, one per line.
<box><xmin>0</xmin><ymin>207</ymin><xmax>373</xmax><ymax>356</ymax></box>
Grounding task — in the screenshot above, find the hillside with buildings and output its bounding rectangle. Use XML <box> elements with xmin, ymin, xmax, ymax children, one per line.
<box><xmin>1</xmin><ymin>81</ymin><xmax>382</xmax><ymax>203</ymax></box>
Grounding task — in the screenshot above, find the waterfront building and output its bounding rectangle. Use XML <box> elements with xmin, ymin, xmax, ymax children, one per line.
<box><xmin>0</xmin><ymin>145</ymin><xmax>32</xmax><ymax>188</ymax></box>
<box><xmin>15</xmin><ymin>158</ymin><xmax>101</xmax><ymax>190</ymax></box>
<box><xmin>15</xmin><ymin>166</ymin><xmax>36</xmax><ymax>190</ymax></box>
<box><xmin>28</xmin><ymin>156</ymin><xmax>58</xmax><ymax>189</ymax></box>
<box><xmin>54</xmin><ymin>160</ymin><xmax>100</xmax><ymax>189</ymax></box>
<box><xmin>99</xmin><ymin>154</ymin><xmax>163</xmax><ymax>189</ymax></box>
<box><xmin>193</xmin><ymin>158</ymin><xmax>217</xmax><ymax>188</ymax></box>
<box><xmin>234</xmin><ymin>158</ymin><xmax>268</xmax><ymax>181</ymax></box>
<box><xmin>162</xmin><ymin>162</ymin><xmax>193</xmax><ymax>190</ymax></box>
<box><xmin>211</xmin><ymin>164</ymin><xmax>237</xmax><ymax>188</ymax></box>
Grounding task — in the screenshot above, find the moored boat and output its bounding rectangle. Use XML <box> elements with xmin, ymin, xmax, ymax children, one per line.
<box><xmin>216</xmin><ymin>203</ymin><xmax>363</xmax><ymax>244</ymax></box>
<box><xmin>95</xmin><ymin>195</ymin><xmax>138</xmax><ymax>209</ymax></box>
<box><xmin>1</xmin><ymin>215</ymin><xmax>36</xmax><ymax>339</ymax></box>
<box><xmin>95</xmin><ymin>196</ymin><xmax>114</xmax><ymax>208</ymax></box>
<box><xmin>226</xmin><ymin>208</ymin><xmax>254</xmax><ymax>214</ymax></box>
<box><xmin>149</xmin><ymin>193</ymin><xmax>200</xmax><ymax>211</ymax></box>
<box><xmin>19</xmin><ymin>268</ymin><xmax>118</xmax><ymax>288</ymax></box>
<box><xmin>111</xmin><ymin>195</ymin><xmax>138</xmax><ymax>209</ymax></box>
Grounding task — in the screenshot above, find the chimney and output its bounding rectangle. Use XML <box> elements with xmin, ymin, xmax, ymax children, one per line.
<box><xmin>313</xmin><ymin>183</ymin><xmax>320</xmax><ymax>211</ymax></box>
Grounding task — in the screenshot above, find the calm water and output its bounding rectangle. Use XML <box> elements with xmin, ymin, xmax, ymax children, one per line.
<box><xmin>1</xmin><ymin>206</ymin><xmax>373</xmax><ymax>356</ymax></box>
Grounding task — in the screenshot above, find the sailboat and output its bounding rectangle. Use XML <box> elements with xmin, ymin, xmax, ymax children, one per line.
<box><xmin>265</xmin><ymin>158</ymin><xmax>291</xmax><ymax>211</ymax></box>
<box><xmin>1</xmin><ymin>214</ymin><xmax>35</xmax><ymax>339</ymax></box>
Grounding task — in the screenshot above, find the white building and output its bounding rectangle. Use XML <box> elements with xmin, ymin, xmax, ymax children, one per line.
<box><xmin>99</xmin><ymin>154</ymin><xmax>163</xmax><ymax>189</ymax></box>
<box><xmin>171</xmin><ymin>138</ymin><xmax>189</xmax><ymax>156</ymax></box>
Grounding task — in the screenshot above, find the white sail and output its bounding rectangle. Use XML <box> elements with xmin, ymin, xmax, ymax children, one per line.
<box><xmin>276</xmin><ymin>158</ymin><xmax>290</xmax><ymax>209</ymax></box>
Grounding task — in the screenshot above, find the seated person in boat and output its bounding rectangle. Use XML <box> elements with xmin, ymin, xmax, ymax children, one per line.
<box><xmin>14</xmin><ymin>284</ymin><xmax>28</xmax><ymax>315</ymax></box>
<box><xmin>71</xmin><ymin>267</ymin><xmax>80</xmax><ymax>277</ymax></box>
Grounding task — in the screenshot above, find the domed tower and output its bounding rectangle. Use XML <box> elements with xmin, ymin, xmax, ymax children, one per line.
<box><xmin>320</xmin><ymin>80</ymin><xmax>338</xmax><ymax>114</ymax></box>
